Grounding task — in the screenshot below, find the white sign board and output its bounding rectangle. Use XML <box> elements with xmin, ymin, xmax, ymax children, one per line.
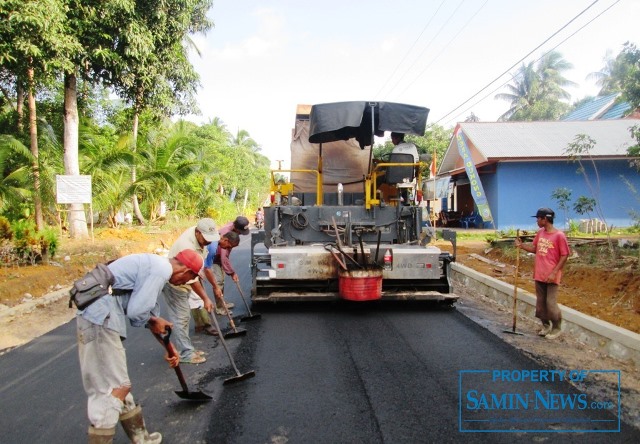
<box><xmin>56</xmin><ymin>175</ymin><xmax>92</xmax><ymax>204</ymax></box>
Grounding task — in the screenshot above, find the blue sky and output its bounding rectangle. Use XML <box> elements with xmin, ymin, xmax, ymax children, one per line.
<box><xmin>187</xmin><ymin>0</ymin><xmax>639</xmax><ymax>166</ymax></box>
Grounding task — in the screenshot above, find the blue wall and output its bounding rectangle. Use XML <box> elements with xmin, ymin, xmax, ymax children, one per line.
<box><xmin>483</xmin><ymin>160</ymin><xmax>639</xmax><ymax>230</ymax></box>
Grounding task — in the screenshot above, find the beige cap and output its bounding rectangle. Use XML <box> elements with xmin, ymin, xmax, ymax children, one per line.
<box><xmin>196</xmin><ymin>218</ymin><xmax>220</xmax><ymax>242</ymax></box>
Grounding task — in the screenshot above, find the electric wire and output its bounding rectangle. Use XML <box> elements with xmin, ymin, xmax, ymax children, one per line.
<box><xmin>433</xmin><ymin>0</ymin><xmax>605</xmax><ymax>125</ymax></box>
<box><xmin>397</xmin><ymin>0</ymin><xmax>489</xmax><ymax>98</ymax></box>
<box><xmin>438</xmin><ymin>0</ymin><xmax>621</xmax><ymax>127</ymax></box>
<box><xmin>383</xmin><ymin>0</ymin><xmax>467</xmax><ymax>98</ymax></box>
<box><xmin>375</xmin><ymin>0</ymin><xmax>448</xmax><ymax>99</ymax></box>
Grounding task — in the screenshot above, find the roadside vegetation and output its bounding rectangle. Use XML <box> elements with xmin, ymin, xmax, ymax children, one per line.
<box><xmin>0</xmin><ymin>1</ymin><xmax>270</xmax><ymax>267</ymax></box>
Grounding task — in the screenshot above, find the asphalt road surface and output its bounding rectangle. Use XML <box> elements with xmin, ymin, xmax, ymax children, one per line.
<box><xmin>0</xmin><ymin>235</ymin><xmax>637</xmax><ymax>443</ymax></box>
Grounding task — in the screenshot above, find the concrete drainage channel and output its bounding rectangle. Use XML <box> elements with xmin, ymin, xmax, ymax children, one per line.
<box><xmin>451</xmin><ymin>262</ymin><xmax>640</xmax><ymax>366</ymax></box>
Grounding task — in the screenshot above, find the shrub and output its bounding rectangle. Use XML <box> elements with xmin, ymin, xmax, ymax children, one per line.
<box><xmin>10</xmin><ymin>220</ymin><xmax>60</xmax><ymax>264</ymax></box>
<box><xmin>0</xmin><ymin>216</ymin><xmax>12</xmax><ymax>240</ymax></box>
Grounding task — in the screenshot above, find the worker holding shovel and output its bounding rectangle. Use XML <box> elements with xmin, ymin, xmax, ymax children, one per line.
<box><xmin>189</xmin><ymin>231</ymin><xmax>240</xmax><ymax>335</ymax></box>
<box><xmin>76</xmin><ymin>250</ymin><xmax>203</xmax><ymax>443</ymax></box>
<box><xmin>213</xmin><ymin>216</ymin><xmax>252</xmax><ymax>312</ymax></box>
<box><xmin>515</xmin><ymin>208</ymin><xmax>570</xmax><ymax>339</ymax></box>
<box><xmin>203</xmin><ymin>231</ymin><xmax>241</xmax><ymax>316</ymax></box>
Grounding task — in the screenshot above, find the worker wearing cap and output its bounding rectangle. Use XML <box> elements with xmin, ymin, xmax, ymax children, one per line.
<box><xmin>515</xmin><ymin>208</ymin><xmax>570</xmax><ymax>340</ymax></box>
<box><xmin>77</xmin><ymin>249</ymin><xmax>203</xmax><ymax>443</ymax></box>
<box><xmin>214</xmin><ymin>216</ymin><xmax>250</xmax><ymax>314</ymax></box>
<box><xmin>162</xmin><ymin>218</ymin><xmax>221</xmax><ymax>364</ymax></box>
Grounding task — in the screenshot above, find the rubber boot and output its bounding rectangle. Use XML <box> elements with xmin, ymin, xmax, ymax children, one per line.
<box><xmin>119</xmin><ymin>405</ymin><xmax>162</xmax><ymax>444</ymax></box>
<box><xmin>88</xmin><ymin>425</ymin><xmax>116</xmax><ymax>444</ymax></box>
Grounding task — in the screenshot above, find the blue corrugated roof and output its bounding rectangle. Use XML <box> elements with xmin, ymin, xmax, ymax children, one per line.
<box><xmin>601</xmin><ymin>101</ymin><xmax>632</xmax><ymax>119</ymax></box>
<box><xmin>561</xmin><ymin>92</ymin><xmax>630</xmax><ymax>120</ymax></box>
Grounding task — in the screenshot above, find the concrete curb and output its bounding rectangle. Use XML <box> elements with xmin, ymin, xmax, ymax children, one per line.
<box><xmin>0</xmin><ymin>286</ymin><xmax>72</xmax><ymax>321</ymax></box>
<box><xmin>451</xmin><ymin>262</ymin><xmax>640</xmax><ymax>365</ymax></box>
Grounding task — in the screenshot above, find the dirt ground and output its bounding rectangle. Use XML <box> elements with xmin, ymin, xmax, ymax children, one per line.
<box><xmin>0</xmin><ymin>226</ymin><xmax>638</xmax><ymax>428</ymax></box>
<box><xmin>0</xmin><ymin>228</ymin><xmax>638</xmax><ymax>350</ymax></box>
<box><xmin>445</xmin><ymin>237</ymin><xmax>640</xmax><ymax>334</ymax></box>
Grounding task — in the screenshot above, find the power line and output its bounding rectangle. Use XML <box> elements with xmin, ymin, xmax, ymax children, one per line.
<box><xmin>375</xmin><ymin>0</ymin><xmax>448</xmax><ymax>99</ymax></box>
<box><xmin>439</xmin><ymin>0</ymin><xmax>621</xmax><ymax>126</ymax></box>
<box><xmin>434</xmin><ymin>0</ymin><xmax>605</xmax><ymax>126</ymax></box>
<box><xmin>383</xmin><ymin>0</ymin><xmax>467</xmax><ymax>98</ymax></box>
<box><xmin>384</xmin><ymin>0</ymin><xmax>466</xmax><ymax>97</ymax></box>
<box><xmin>397</xmin><ymin>0</ymin><xmax>488</xmax><ymax>98</ymax></box>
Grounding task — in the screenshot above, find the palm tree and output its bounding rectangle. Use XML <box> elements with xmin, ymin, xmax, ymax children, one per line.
<box><xmin>0</xmin><ymin>136</ymin><xmax>31</xmax><ymax>213</ymax></box>
<box><xmin>131</xmin><ymin>120</ymin><xmax>201</xmax><ymax>221</ymax></box>
<box><xmin>80</xmin><ymin>129</ymin><xmax>136</xmax><ymax>226</ymax></box>
<box><xmin>495</xmin><ymin>61</ymin><xmax>538</xmax><ymax>121</ymax></box>
<box><xmin>587</xmin><ymin>50</ymin><xmax>619</xmax><ymax>95</ymax></box>
<box><xmin>232</xmin><ymin>129</ymin><xmax>260</xmax><ymax>152</ymax></box>
<box><xmin>537</xmin><ymin>51</ymin><xmax>576</xmax><ymax>100</ymax></box>
<box><xmin>496</xmin><ymin>51</ymin><xmax>574</xmax><ymax>121</ymax></box>
<box><xmin>587</xmin><ymin>43</ymin><xmax>640</xmax><ymax>104</ymax></box>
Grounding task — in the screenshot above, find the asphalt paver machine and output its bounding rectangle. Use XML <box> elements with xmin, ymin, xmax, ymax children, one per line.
<box><xmin>250</xmin><ymin>101</ymin><xmax>457</xmax><ymax>304</ymax></box>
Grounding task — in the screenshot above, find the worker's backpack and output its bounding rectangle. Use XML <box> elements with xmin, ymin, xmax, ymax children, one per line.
<box><xmin>68</xmin><ymin>263</ymin><xmax>115</xmax><ymax>310</ymax></box>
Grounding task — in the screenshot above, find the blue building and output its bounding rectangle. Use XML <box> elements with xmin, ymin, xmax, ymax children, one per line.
<box><xmin>437</xmin><ymin>119</ymin><xmax>640</xmax><ymax>230</ymax></box>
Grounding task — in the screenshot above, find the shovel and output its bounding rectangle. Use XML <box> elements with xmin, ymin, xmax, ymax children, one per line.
<box><xmin>218</xmin><ymin>291</ymin><xmax>247</xmax><ymax>339</ymax></box>
<box><xmin>235</xmin><ymin>280</ymin><xmax>262</xmax><ymax>321</ymax></box>
<box><xmin>324</xmin><ymin>244</ymin><xmax>348</xmax><ymax>272</ymax></box>
<box><xmin>503</xmin><ymin>229</ymin><xmax>524</xmax><ymax>336</ymax></box>
<box><xmin>152</xmin><ymin>327</ymin><xmax>212</xmax><ymax>401</ymax></box>
<box><xmin>207</xmin><ymin>308</ymin><xmax>256</xmax><ymax>385</ymax></box>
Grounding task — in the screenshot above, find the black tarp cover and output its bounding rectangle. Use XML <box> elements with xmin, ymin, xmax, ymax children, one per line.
<box><xmin>308</xmin><ymin>101</ymin><xmax>429</xmax><ymax>148</ymax></box>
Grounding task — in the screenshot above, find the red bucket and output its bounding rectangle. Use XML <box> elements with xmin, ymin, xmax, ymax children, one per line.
<box><xmin>338</xmin><ymin>269</ymin><xmax>383</xmax><ymax>301</ymax></box>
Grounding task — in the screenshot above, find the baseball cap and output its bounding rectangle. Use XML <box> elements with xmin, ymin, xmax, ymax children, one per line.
<box><xmin>233</xmin><ymin>216</ymin><xmax>250</xmax><ymax>235</ymax></box>
<box><xmin>175</xmin><ymin>249</ymin><xmax>203</xmax><ymax>274</ymax></box>
<box><xmin>196</xmin><ymin>218</ymin><xmax>220</xmax><ymax>242</ymax></box>
<box><xmin>532</xmin><ymin>208</ymin><xmax>555</xmax><ymax>219</ymax></box>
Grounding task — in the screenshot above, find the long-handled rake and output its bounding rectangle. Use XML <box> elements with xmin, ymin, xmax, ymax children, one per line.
<box><xmin>219</xmin><ymin>292</ymin><xmax>247</xmax><ymax>339</ymax></box>
<box><xmin>503</xmin><ymin>229</ymin><xmax>524</xmax><ymax>336</ymax></box>
<box><xmin>207</xmin><ymin>308</ymin><xmax>256</xmax><ymax>385</ymax></box>
<box><xmin>235</xmin><ymin>280</ymin><xmax>262</xmax><ymax>321</ymax></box>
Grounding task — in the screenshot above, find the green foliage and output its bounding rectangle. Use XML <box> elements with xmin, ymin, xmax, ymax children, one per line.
<box><xmin>573</xmin><ymin>196</ymin><xmax>596</xmax><ymax>217</ymax></box>
<box><xmin>495</xmin><ymin>51</ymin><xmax>575</xmax><ymax>121</ymax></box>
<box><xmin>551</xmin><ymin>187</ymin><xmax>572</xmax><ymax>228</ymax></box>
<box><xmin>0</xmin><ymin>0</ymin><xmax>268</xmax><ymax>234</ymax></box>
<box><xmin>618</xmin><ymin>42</ymin><xmax>640</xmax><ymax>109</ymax></box>
<box><xmin>588</xmin><ymin>42</ymin><xmax>639</xmax><ymax>112</ymax></box>
<box><xmin>10</xmin><ymin>219</ymin><xmax>59</xmax><ymax>264</ymax></box>
<box><xmin>0</xmin><ymin>215</ymin><xmax>12</xmax><ymax>240</ymax></box>
<box><xmin>0</xmin><ymin>135</ymin><xmax>32</xmax><ymax>214</ymax></box>
<box><xmin>564</xmin><ymin>134</ymin><xmax>615</xmax><ymax>259</ymax></box>
<box><xmin>568</xmin><ymin>219</ymin><xmax>581</xmax><ymax>236</ymax></box>
<box><xmin>498</xmin><ymin>227</ymin><xmax>518</xmax><ymax>237</ymax></box>
<box><xmin>484</xmin><ymin>232</ymin><xmax>499</xmax><ymax>244</ymax></box>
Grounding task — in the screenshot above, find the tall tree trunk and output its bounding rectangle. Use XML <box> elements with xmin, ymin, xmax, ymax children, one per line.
<box><xmin>63</xmin><ymin>71</ymin><xmax>89</xmax><ymax>239</ymax></box>
<box><xmin>16</xmin><ymin>81</ymin><xmax>24</xmax><ymax>134</ymax></box>
<box><xmin>27</xmin><ymin>65</ymin><xmax>43</xmax><ymax>231</ymax></box>
<box><xmin>131</xmin><ymin>109</ymin><xmax>145</xmax><ymax>224</ymax></box>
